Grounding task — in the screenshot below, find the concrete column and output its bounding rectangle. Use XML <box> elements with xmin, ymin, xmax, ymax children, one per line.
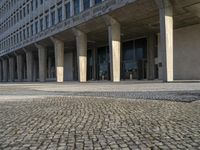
<box><xmin>16</xmin><ymin>55</ymin><xmax>23</xmax><ymax>81</ymax></box>
<box><xmin>156</xmin><ymin>0</ymin><xmax>173</xmax><ymax>82</ymax></box>
<box><xmin>73</xmin><ymin>29</ymin><xmax>87</xmax><ymax>82</ymax></box>
<box><xmin>0</xmin><ymin>61</ymin><xmax>2</xmax><ymax>82</ymax></box>
<box><xmin>43</xmin><ymin>15</ymin><xmax>46</xmax><ymax>29</ymax></box>
<box><xmin>70</xmin><ymin>0</ymin><xmax>74</xmax><ymax>16</ymax></box>
<box><xmin>2</xmin><ymin>59</ymin><xmax>8</xmax><ymax>82</ymax></box>
<box><xmin>25</xmin><ymin>50</ymin><xmax>33</xmax><ymax>82</ymax></box>
<box><xmin>8</xmin><ymin>57</ymin><xmax>15</xmax><ymax>82</ymax></box>
<box><xmin>55</xmin><ymin>6</ymin><xmax>58</xmax><ymax>24</ymax></box>
<box><xmin>147</xmin><ymin>34</ymin><xmax>156</xmax><ymax>80</ymax></box>
<box><xmin>62</xmin><ymin>0</ymin><xmax>66</xmax><ymax>20</ymax></box>
<box><xmin>108</xmin><ymin>18</ymin><xmax>121</xmax><ymax>82</ymax></box>
<box><xmin>90</xmin><ymin>0</ymin><xmax>95</xmax><ymax>7</ymax></box>
<box><xmin>80</xmin><ymin>0</ymin><xmax>84</xmax><ymax>12</ymax></box>
<box><xmin>51</xmin><ymin>37</ymin><xmax>64</xmax><ymax>82</ymax></box>
<box><xmin>49</xmin><ymin>10</ymin><xmax>52</xmax><ymax>27</ymax></box>
<box><xmin>35</xmin><ymin>44</ymin><xmax>47</xmax><ymax>82</ymax></box>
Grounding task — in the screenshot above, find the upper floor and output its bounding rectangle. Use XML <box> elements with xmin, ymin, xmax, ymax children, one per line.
<box><xmin>1</xmin><ymin>0</ymin><xmax>129</xmax><ymax>56</ymax></box>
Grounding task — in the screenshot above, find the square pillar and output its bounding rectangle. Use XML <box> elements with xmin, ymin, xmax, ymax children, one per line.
<box><xmin>70</xmin><ymin>0</ymin><xmax>74</xmax><ymax>16</ymax></box>
<box><xmin>108</xmin><ymin>19</ymin><xmax>121</xmax><ymax>82</ymax></box>
<box><xmin>16</xmin><ymin>55</ymin><xmax>23</xmax><ymax>82</ymax></box>
<box><xmin>73</xmin><ymin>29</ymin><xmax>87</xmax><ymax>82</ymax></box>
<box><xmin>25</xmin><ymin>50</ymin><xmax>33</xmax><ymax>82</ymax></box>
<box><xmin>62</xmin><ymin>0</ymin><xmax>66</xmax><ymax>20</ymax></box>
<box><xmin>147</xmin><ymin>34</ymin><xmax>156</xmax><ymax>80</ymax></box>
<box><xmin>51</xmin><ymin>37</ymin><xmax>64</xmax><ymax>82</ymax></box>
<box><xmin>49</xmin><ymin>10</ymin><xmax>52</xmax><ymax>27</ymax></box>
<box><xmin>55</xmin><ymin>6</ymin><xmax>58</xmax><ymax>24</ymax></box>
<box><xmin>90</xmin><ymin>0</ymin><xmax>95</xmax><ymax>7</ymax></box>
<box><xmin>80</xmin><ymin>0</ymin><xmax>84</xmax><ymax>12</ymax></box>
<box><xmin>2</xmin><ymin>59</ymin><xmax>8</xmax><ymax>82</ymax></box>
<box><xmin>35</xmin><ymin>44</ymin><xmax>47</xmax><ymax>82</ymax></box>
<box><xmin>9</xmin><ymin>57</ymin><xmax>15</xmax><ymax>82</ymax></box>
<box><xmin>158</xmin><ymin>0</ymin><xmax>173</xmax><ymax>82</ymax></box>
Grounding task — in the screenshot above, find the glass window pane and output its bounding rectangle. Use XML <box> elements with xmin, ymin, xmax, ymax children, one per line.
<box><xmin>40</xmin><ymin>18</ymin><xmax>43</xmax><ymax>31</ymax></box>
<box><xmin>65</xmin><ymin>3</ymin><xmax>70</xmax><ymax>19</ymax></box>
<box><xmin>95</xmin><ymin>0</ymin><xmax>102</xmax><ymax>4</ymax></box>
<box><xmin>74</xmin><ymin>0</ymin><xmax>80</xmax><ymax>15</ymax></box>
<box><xmin>58</xmin><ymin>7</ymin><xmax>62</xmax><ymax>22</ymax></box>
<box><xmin>51</xmin><ymin>12</ymin><xmax>55</xmax><ymax>25</ymax></box>
<box><xmin>45</xmin><ymin>15</ymin><xmax>49</xmax><ymax>28</ymax></box>
<box><xmin>83</xmin><ymin>0</ymin><xmax>90</xmax><ymax>10</ymax></box>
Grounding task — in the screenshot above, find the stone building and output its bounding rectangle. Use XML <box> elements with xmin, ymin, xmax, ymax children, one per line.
<box><xmin>0</xmin><ymin>0</ymin><xmax>200</xmax><ymax>83</ymax></box>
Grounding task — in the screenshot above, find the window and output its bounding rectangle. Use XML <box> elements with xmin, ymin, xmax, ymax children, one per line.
<box><xmin>95</xmin><ymin>0</ymin><xmax>102</xmax><ymax>4</ymax></box>
<box><xmin>27</xmin><ymin>27</ymin><xmax>29</xmax><ymax>37</ymax></box>
<box><xmin>31</xmin><ymin>1</ymin><xmax>33</xmax><ymax>11</ymax></box>
<box><xmin>23</xmin><ymin>29</ymin><xmax>26</xmax><ymax>39</ymax></box>
<box><xmin>40</xmin><ymin>18</ymin><xmax>43</xmax><ymax>31</ymax></box>
<box><xmin>65</xmin><ymin>2</ymin><xmax>70</xmax><ymax>19</ymax></box>
<box><xmin>27</xmin><ymin>4</ymin><xmax>29</xmax><ymax>14</ymax></box>
<box><xmin>74</xmin><ymin>0</ymin><xmax>80</xmax><ymax>15</ymax></box>
<box><xmin>40</xmin><ymin>0</ymin><xmax>43</xmax><ymax>4</ymax></box>
<box><xmin>17</xmin><ymin>12</ymin><xmax>19</xmax><ymax>21</ymax></box>
<box><xmin>14</xmin><ymin>16</ymin><xmax>16</xmax><ymax>24</ymax></box>
<box><xmin>31</xmin><ymin>24</ymin><xmax>33</xmax><ymax>36</ymax></box>
<box><xmin>19</xmin><ymin>31</ymin><xmax>22</xmax><ymax>41</ymax></box>
<box><xmin>83</xmin><ymin>0</ymin><xmax>90</xmax><ymax>10</ymax></box>
<box><xmin>20</xmin><ymin>10</ymin><xmax>22</xmax><ymax>19</ymax></box>
<box><xmin>35</xmin><ymin>0</ymin><xmax>38</xmax><ymax>9</ymax></box>
<box><xmin>11</xmin><ymin>17</ymin><xmax>14</xmax><ymax>25</ymax></box>
<box><xmin>16</xmin><ymin>33</ymin><xmax>18</xmax><ymax>43</ymax></box>
<box><xmin>51</xmin><ymin>11</ymin><xmax>55</xmax><ymax>25</ymax></box>
<box><xmin>23</xmin><ymin>7</ymin><xmax>26</xmax><ymax>17</ymax></box>
<box><xmin>45</xmin><ymin>15</ymin><xmax>49</xmax><ymax>28</ymax></box>
<box><xmin>57</xmin><ymin>7</ymin><xmax>62</xmax><ymax>23</ymax></box>
<box><xmin>35</xmin><ymin>21</ymin><xmax>38</xmax><ymax>34</ymax></box>
<box><xmin>14</xmin><ymin>35</ymin><xmax>16</xmax><ymax>44</ymax></box>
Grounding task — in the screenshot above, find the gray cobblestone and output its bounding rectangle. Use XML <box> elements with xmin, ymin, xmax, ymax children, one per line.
<box><xmin>0</xmin><ymin>95</ymin><xmax>199</xmax><ymax>149</ymax></box>
<box><xmin>0</xmin><ymin>82</ymin><xmax>200</xmax><ymax>149</ymax></box>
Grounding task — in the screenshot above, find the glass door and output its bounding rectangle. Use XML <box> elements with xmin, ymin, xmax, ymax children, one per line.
<box><xmin>135</xmin><ymin>38</ymin><xmax>147</xmax><ymax>80</ymax></box>
<box><xmin>97</xmin><ymin>46</ymin><xmax>110</xmax><ymax>80</ymax></box>
<box><xmin>122</xmin><ymin>38</ymin><xmax>147</xmax><ymax>80</ymax></box>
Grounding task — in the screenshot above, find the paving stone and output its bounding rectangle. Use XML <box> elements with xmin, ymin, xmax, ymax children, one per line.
<box><xmin>0</xmin><ymin>83</ymin><xmax>200</xmax><ymax>149</ymax></box>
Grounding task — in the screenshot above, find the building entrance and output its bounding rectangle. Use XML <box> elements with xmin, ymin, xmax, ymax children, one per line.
<box><xmin>97</xmin><ymin>46</ymin><xmax>110</xmax><ymax>80</ymax></box>
<box><xmin>121</xmin><ymin>38</ymin><xmax>147</xmax><ymax>80</ymax></box>
<box><xmin>87</xmin><ymin>38</ymin><xmax>147</xmax><ymax>81</ymax></box>
<box><xmin>87</xmin><ymin>50</ymin><xmax>93</xmax><ymax>80</ymax></box>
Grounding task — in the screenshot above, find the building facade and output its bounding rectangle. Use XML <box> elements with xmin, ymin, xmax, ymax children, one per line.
<box><xmin>0</xmin><ymin>0</ymin><xmax>200</xmax><ymax>83</ymax></box>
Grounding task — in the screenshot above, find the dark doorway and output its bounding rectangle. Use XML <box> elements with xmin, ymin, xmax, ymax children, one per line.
<box><xmin>87</xmin><ymin>49</ymin><xmax>93</xmax><ymax>80</ymax></box>
<box><xmin>97</xmin><ymin>46</ymin><xmax>110</xmax><ymax>80</ymax></box>
<box><xmin>121</xmin><ymin>38</ymin><xmax>147</xmax><ymax>80</ymax></box>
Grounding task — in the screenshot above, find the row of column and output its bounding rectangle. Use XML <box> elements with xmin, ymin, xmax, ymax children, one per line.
<box><xmin>0</xmin><ymin>0</ymin><xmax>174</xmax><ymax>83</ymax></box>
<box><xmin>0</xmin><ymin>17</ymin><xmax>121</xmax><ymax>83</ymax></box>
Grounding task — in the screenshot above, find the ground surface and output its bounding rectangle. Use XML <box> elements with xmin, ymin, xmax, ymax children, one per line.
<box><xmin>0</xmin><ymin>82</ymin><xmax>200</xmax><ymax>150</ymax></box>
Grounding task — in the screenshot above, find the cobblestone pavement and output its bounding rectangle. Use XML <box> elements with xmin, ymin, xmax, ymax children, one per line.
<box><xmin>0</xmin><ymin>97</ymin><xmax>200</xmax><ymax>150</ymax></box>
<box><xmin>0</xmin><ymin>82</ymin><xmax>200</xmax><ymax>150</ymax></box>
